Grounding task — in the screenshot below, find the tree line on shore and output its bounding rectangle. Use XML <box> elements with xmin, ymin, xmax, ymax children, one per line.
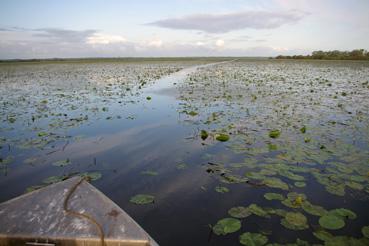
<box><xmin>276</xmin><ymin>49</ymin><xmax>369</xmax><ymax>60</ymax></box>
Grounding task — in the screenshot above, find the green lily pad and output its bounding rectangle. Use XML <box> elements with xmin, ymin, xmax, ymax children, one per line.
<box><xmin>294</xmin><ymin>181</ymin><xmax>306</xmax><ymax>187</ymax></box>
<box><xmin>52</xmin><ymin>159</ymin><xmax>71</xmax><ymax>167</ymax></box>
<box><xmin>187</xmin><ymin>110</ymin><xmax>198</xmax><ymax>116</ymax></box>
<box><xmin>228</xmin><ymin>206</ymin><xmax>252</xmax><ymax>218</ymax></box>
<box><xmin>37</xmin><ymin>131</ymin><xmax>48</xmax><ymax>137</ymax></box>
<box><xmin>43</xmin><ymin>175</ymin><xmax>65</xmax><ymax>184</ymax></box>
<box><xmin>263</xmin><ymin>177</ymin><xmax>289</xmax><ymax>190</ymax></box>
<box><xmin>239</xmin><ymin>232</ymin><xmax>268</xmax><ymax>246</ymax></box>
<box><xmin>281</xmin><ymin>212</ymin><xmax>309</xmax><ymax>230</ymax></box>
<box><xmin>215</xmin><ymin>186</ymin><xmax>229</xmax><ymax>193</ymax></box>
<box><xmin>141</xmin><ymin>170</ymin><xmax>158</xmax><ymax>176</ymax></box>
<box><xmin>129</xmin><ymin>194</ymin><xmax>155</xmax><ymax>205</ymax></box>
<box><xmin>177</xmin><ymin>163</ymin><xmax>187</xmax><ymax>169</ymax></box>
<box><xmin>278</xmin><ymin>170</ymin><xmax>305</xmax><ymax>181</ymax></box>
<box><xmin>25</xmin><ymin>185</ymin><xmax>46</xmax><ymax>193</ymax></box>
<box><xmin>216</xmin><ymin>133</ymin><xmax>230</xmax><ymax>142</ymax></box>
<box><xmin>248</xmin><ymin>204</ymin><xmax>270</xmax><ymax>218</ymax></box>
<box><xmin>200</xmin><ymin>130</ymin><xmax>208</xmax><ymax>140</ymax></box>
<box><xmin>212</xmin><ymin>218</ymin><xmax>241</xmax><ymax>235</ymax></box>
<box><xmin>301</xmin><ymin>201</ymin><xmax>327</xmax><ymax>216</ymax></box>
<box><xmin>362</xmin><ymin>226</ymin><xmax>369</xmax><ymax>238</ymax></box>
<box><xmin>245</xmin><ymin>172</ymin><xmax>267</xmax><ymax>180</ymax></box>
<box><xmin>313</xmin><ymin>229</ymin><xmax>334</xmax><ymax>241</ymax></box>
<box><xmin>264</xmin><ymin>193</ymin><xmax>284</xmax><ymax>201</ymax></box>
<box><xmin>330</xmin><ymin>208</ymin><xmax>357</xmax><ymax>220</ymax></box>
<box><xmin>325</xmin><ymin>183</ymin><xmax>345</xmax><ymax>196</ymax></box>
<box><xmin>319</xmin><ymin>214</ymin><xmax>345</xmax><ymax>230</ymax></box>
<box><xmin>80</xmin><ymin>172</ymin><xmax>102</xmax><ymax>181</ymax></box>
<box><xmin>269</xmin><ymin>129</ymin><xmax>281</xmax><ymax>138</ymax></box>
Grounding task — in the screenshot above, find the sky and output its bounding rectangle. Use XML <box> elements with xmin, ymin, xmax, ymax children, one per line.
<box><xmin>0</xmin><ymin>0</ymin><xmax>368</xmax><ymax>59</ymax></box>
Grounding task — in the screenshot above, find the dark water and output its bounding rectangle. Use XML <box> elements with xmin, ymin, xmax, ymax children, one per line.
<box><xmin>0</xmin><ymin>60</ymin><xmax>369</xmax><ymax>245</ymax></box>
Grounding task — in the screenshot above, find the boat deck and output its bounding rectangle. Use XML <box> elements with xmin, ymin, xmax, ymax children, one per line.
<box><xmin>0</xmin><ymin>177</ymin><xmax>158</xmax><ymax>246</ymax></box>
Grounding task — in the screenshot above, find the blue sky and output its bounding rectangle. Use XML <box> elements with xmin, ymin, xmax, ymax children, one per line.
<box><xmin>0</xmin><ymin>0</ymin><xmax>368</xmax><ymax>58</ymax></box>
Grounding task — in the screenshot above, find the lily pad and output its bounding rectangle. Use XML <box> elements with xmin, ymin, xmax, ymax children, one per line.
<box><xmin>141</xmin><ymin>170</ymin><xmax>158</xmax><ymax>176</ymax></box>
<box><xmin>330</xmin><ymin>208</ymin><xmax>357</xmax><ymax>219</ymax></box>
<box><xmin>248</xmin><ymin>204</ymin><xmax>270</xmax><ymax>218</ymax></box>
<box><xmin>281</xmin><ymin>212</ymin><xmax>309</xmax><ymax>230</ymax></box>
<box><xmin>215</xmin><ymin>186</ymin><xmax>229</xmax><ymax>193</ymax></box>
<box><xmin>319</xmin><ymin>214</ymin><xmax>345</xmax><ymax>230</ymax></box>
<box><xmin>216</xmin><ymin>133</ymin><xmax>230</xmax><ymax>142</ymax></box>
<box><xmin>80</xmin><ymin>172</ymin><xmax>102</xmax><ymax>181</ymax></box>
<box><xmin>52</xmin><ymin>159</ymin><xmax>71</xmax><ymax>167</ymax></box>
<box><xmin>294</xmin><ymin>181</ymin><xmax>306</xmax><ymax>188</ymax></box>
<box><xmin>239</xmin><ymin>232</ymin><xmax>268</xmax><ymax>246</ymax></box>
<box><xmin>129</xmin><ymin>194</ymin><xmax>155</xmax><ymax>205</ymax></box>
<box><xmin>177</xmin><ymin>163</ymin><xmax>187</xmax><ymax>169</ymax></box>
<box><xmin>269</xmin><ymin>129</ymin><xmax>281</xmax><ymax>138</ymax></box>
<box><xmin>362</xmin><ymin>226</ymin><xmax>369</xmax><ymax>238</ymax></box>
<box><xmin>212</xmin><ymin>218</ymin><xmax>241</xmax><ymax>235</ymax></box>
<box><xmin>228</xmin><ymin>206</ymin><xmax>252</xmax><ymax>218</ymax></box>
<box><xmin>43</xmin><ymin>175</ymin><xmax>65</xmax><ymax>184</ymax></box>
<box><xmin>313</xmin><ymin>230</ymin><xmax>334</xmax><ymax>242</ymax></box>
<box><xmin>200</xmin><ymin>130</ymin><xmax>208</xmax><ymax>140</ymax></box>
<box><xmin>263</xmin><ymin>177</ymin><xmax>289</xmax><ymax>190</ymax></box>
<box><xmin>301</xmin><ymin>201</ymin><xmax>327</xmax><ymax>216</ymax></box>
<box><xmin>264</xmin><ymin>193</ymin><xmax>284</xmax><ymax>201</ymax></box>
<box><xmin>187</xmin><ymin>110</ymin><xmax>198</xmax><ymax>116</ymax></box>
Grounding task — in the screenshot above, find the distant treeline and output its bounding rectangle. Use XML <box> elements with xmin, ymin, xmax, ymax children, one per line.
<box><xmin>276</xmin><ymin>49</ymin><xmax>369</xmax><ymax>60</ymax></box>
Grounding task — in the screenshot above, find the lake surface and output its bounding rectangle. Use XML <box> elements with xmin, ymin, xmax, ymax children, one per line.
<box><xmin>0</xmin><ymin>59</ymin><xmax>369</xmax><ymax>245</ymax></box>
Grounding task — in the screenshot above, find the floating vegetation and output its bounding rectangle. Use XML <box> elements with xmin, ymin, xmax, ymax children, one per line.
<box><xmin>212</xmin><ymin>218</ymin><xmax>241</xmax><ymax>236</ymax></box>
<box><xmin>362</xmin><ymin>226</ymin><xmax>369</xmax><ymax>238</ymax></box>
<box><xmin>200</xmin><ymin>130</ymin><xmax>208</xmax><ymax>140</ymax></box>
<box><xmin>319</xmin><ymin>213</ymin><xmax>345</xmax><ymax>230</ymax></box>
<box><xmin>301</xmin><ymin>201</ymin><xmax>327</xmax><ymax>216</ymax></box>
<box><xmin>248</xmin><ymin>204</ymin><xmax>270</xmax><ymax>218</ymax></box>
<box><xmin>313</xmin><ymin>229</ymin><xmax>334</xmax><ymax>242</ymax></box>
<box><xmin>176</xmin><ymin>163</ymin><xmax>187</xmax><ymax>170</ymax></box>
<box><xmin>141</xmin><ymin>170</ymin><xmax>158</xmax><ymax>176</ymax></box>
<box><xmin>268</xmin><ymin>130</ymin><xmax>281</xmax><ymax>138</ymax></box>
<box><xmin>215</xmin><ymin>133</ymin><xmax>230</xmax><ymax>142</ymax></box>
<box><xmin>281</xmin><ymin>212</ymin><xmax>309</xmax><ymax>230</ymax></box>
<box><xmin>239</xmin><ymin>232</ymin><xmax>268</xmax><ymax>246</ymax></box>
<box><xmin>187</xmin><ymin>111</ymin><xmax>198</xmax><ymax>116</ymax></box>
<box><xmin>263</xmin><ymin>177</ymin><xmax>289</xmax><ymax>190</ymax></box>
<box><xmin>294</xmin><ymin>181</ymin><xmax>306</xmax><ymax>188</ymax></box>
<box><xmin>228</xmin><ymin>206</ymin><xmax>252</xmax><ymax>218</ymax></box>
<box><xmin>129</xmin><ymin>194</ymin><xmax>155</xmax><ymax>205</ymax></box>
<box><xmin>215</xmin><ymin>186</ymin><xmax>229</xmax><ymax>193</ymax></box>
<box><xmin>80</xmin><ymin>172</ymin><xmax>102</xmax><ymax>181</ymax></box>
<box><xmin>1</xmin><ymin>59</ymin><xmax>369</xmax><ymax>246</ymax></box>
<box><xmin>52</xmin><ymin>159</ymin><xmax>71</xmax><ymax>167</ymax></box>
<box><xmin>263</xmin><ymin>192</ymin><xmax>284</xmax><ymax>201</ymax></box>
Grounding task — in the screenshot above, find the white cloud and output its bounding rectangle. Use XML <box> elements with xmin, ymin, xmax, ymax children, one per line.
<box><xmin>147</xmin><ymin>10</ymin><xmax>307</xmax><ymax>33</ymax></box>
<box><xmin>86</xmin><ymin>33</ymin><xmax>127</xmax><ymax>45</ymax></box>
<box><xmin>147</xmin><ymin>38</ymin><xmax>163</xmax><ymax>47</ymax></box>
<box><xmin>215</xmin><ymin>39</ymin><xmax>225</xmax><ymax>47</ymax></box>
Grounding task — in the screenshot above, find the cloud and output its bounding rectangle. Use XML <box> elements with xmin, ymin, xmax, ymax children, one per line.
<box><xmin>215</xmin><ymin>39</ymin><xmax>225</xmax><ymax>48</ymax></box>
<box><xmin>147</xmin><ymin>38</ymin><xmax>163</xmax><ymax>47</ymax></box>
<box><xmin>147</xmin><ymin>10</ymin><xmax>307</xmax><ymax>33</ymax></box>
<box><xmin>0</xmin><ymin>26</ymin><xmax>308</xmax><ymax>59</ymax></box>
<box><xmin>86</xmin><ymin>33</ymin><xmax>127</xmax><ymax>44</ymax></box>
<box><xmin>33</xmin><ymin>28</ymin><xmax>97</xmax><ymax>43</ymax></box>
